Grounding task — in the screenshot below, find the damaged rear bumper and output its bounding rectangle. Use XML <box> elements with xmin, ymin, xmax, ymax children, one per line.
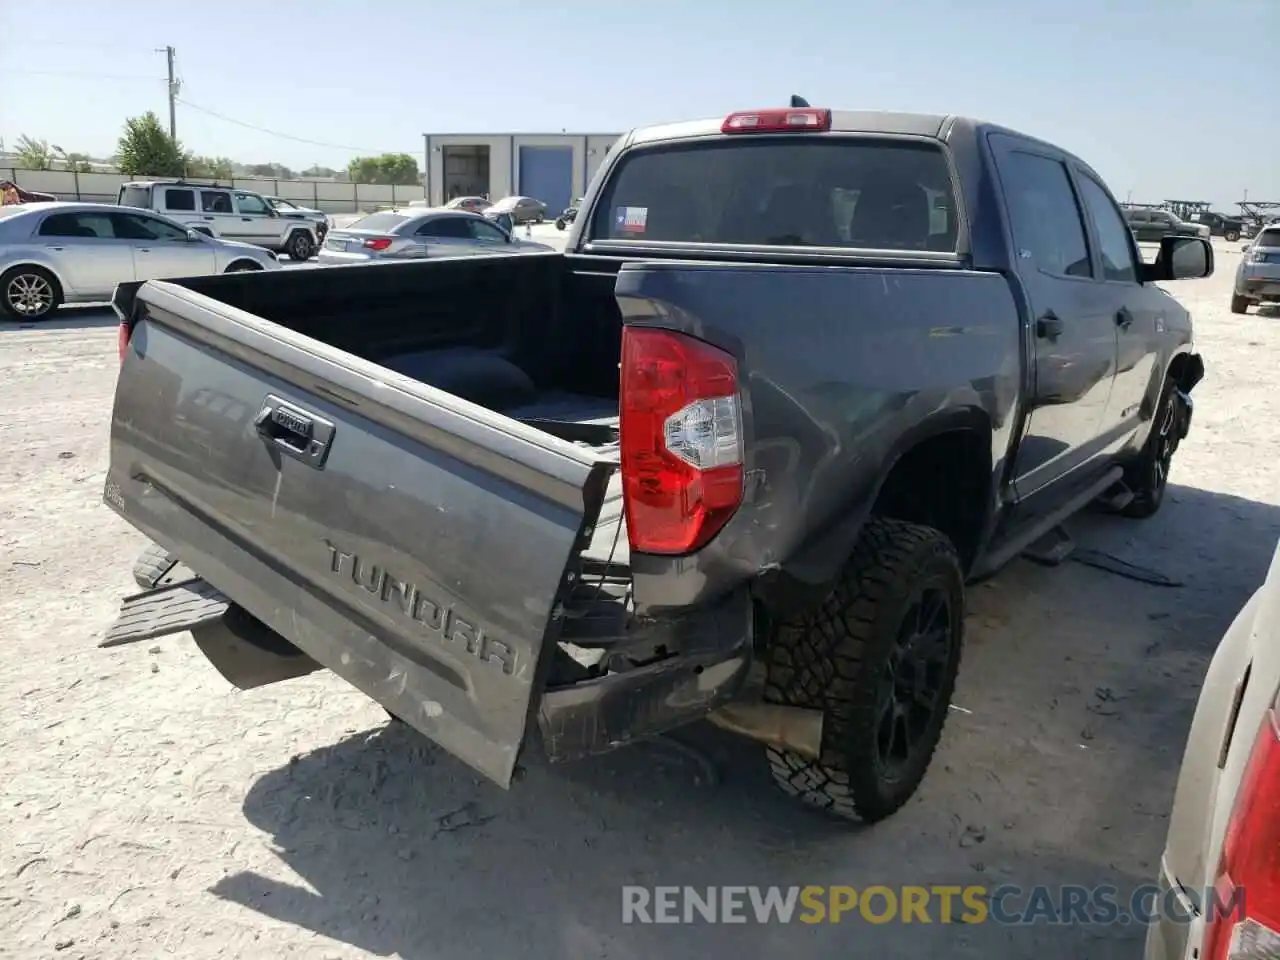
<box><xmin>106</xmin><ymin>545</ymin><xmax>753</xmax><ymax>769</ymax></box>
<box><xmin>536</xmin><ymin>587</ymin><xmax>754</xmax><ymax>763</ymax></box>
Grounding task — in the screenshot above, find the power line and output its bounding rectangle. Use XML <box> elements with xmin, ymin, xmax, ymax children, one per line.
<box><xmin>174</xmin><ymin>97</ymin><xmax>389</xmax><ymax>153</ymax></box>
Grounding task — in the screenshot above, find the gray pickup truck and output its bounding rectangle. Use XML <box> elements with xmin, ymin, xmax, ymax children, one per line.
<box><xmin>103</xmin><ymin>105</ymin><xmax>1212</xmax><ymax>825</ymax></box>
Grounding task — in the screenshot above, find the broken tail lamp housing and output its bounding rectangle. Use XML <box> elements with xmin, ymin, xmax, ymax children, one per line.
<box><xmin>721</xmin><ymin>108</ymin><xmax>832</xmax><ymax>135</ymax></box>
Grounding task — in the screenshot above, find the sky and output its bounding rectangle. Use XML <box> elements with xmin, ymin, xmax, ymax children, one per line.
<box><xmin>1</xmin><ymin>0</ymin><xmax>1276</xmax><ymax>210</ymax></box>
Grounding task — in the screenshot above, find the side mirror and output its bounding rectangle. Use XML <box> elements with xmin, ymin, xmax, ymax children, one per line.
<box><xmin>1145</xmin><ymin>235</ymin><xmax>1213</xmax><ymax>281</ymax></box>
<box><xmin>1241</xmin><ymin>243</ymin><xmax>1252</xmax><ymax>252</ymax></box>
<box><xmin>186</xmin><ymin>228</ymin><xmax>204</xmax><ymax>242</ymax></box>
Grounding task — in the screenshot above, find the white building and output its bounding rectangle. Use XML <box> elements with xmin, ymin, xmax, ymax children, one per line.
<box><xmin>422</xmin><ymin>132</ymin><xmax>621</xmax><ymax>213</ymax></box>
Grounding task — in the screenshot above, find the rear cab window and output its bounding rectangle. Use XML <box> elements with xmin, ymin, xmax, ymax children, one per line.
<box><xmin>588</xmin><ymin>136</ymin><xmax>959</xmax><ymax>252</ymax></box>
<box><xmin>119</xmin><ymin>185</ymin><xmax>152</xmax><ymax>208</ymax></box>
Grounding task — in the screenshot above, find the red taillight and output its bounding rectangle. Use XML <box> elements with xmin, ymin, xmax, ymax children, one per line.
<box><xmin>117</xmin><ymin>321</ymin><xmax>131</xmax><ymax>362</ymax></box>
<box><xmin>1203</xmin><ymin>699</ymin><xmax>1280</xmax><ymax>959</ymax></box>
<box><xmin>721</xmin><ymin>108</ymin><xmax>831</xmax><ymax>134</ymax></box>
<box><xmin>619</xmin><ymin>326</ymin><xmax>744</xmax><ymax>555</ymax></box>
<box><xmin>363</xmin><ymin>237</ymin><xmax>393</xmax><ymax>251</ymax></box>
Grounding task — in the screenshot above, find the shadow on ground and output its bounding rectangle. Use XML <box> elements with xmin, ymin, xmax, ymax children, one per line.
<box><xmin>213</xmin><ymin>482</ymin><xmax>1278</xmax><ymax>960</ymax></box>
<box><xmin>0</xmin><ymin>305</ymin><xmax>116</xmax><ymax>331</ymax></box>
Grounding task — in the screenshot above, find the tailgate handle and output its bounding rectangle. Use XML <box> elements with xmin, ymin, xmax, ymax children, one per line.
<box><xmin>254</xmin><ymin>396</ymin><xmax>335</xmax><ymax>469</ymax></box>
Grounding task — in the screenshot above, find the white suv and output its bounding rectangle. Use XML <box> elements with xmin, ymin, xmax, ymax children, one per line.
<box><xmin>117</xmin><ymin>181</ymin><xmax>319</xmax><ymax>261</ymax></box>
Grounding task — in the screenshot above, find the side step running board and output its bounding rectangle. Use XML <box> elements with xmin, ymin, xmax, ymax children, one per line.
<box><xmin>970</xmin><ymin>465</ymin><xmax>1124</xmax><ymax>581</ymax></box>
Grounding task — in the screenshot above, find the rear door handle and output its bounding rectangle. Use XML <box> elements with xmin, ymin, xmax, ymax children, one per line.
<box><xmin>1036</xmin><ymin>312</ymin><xmax>1064</xmax><ymax>340</ymax></box>
<box><xmin>1115</xmin><ymin>307</ymin><xmax>1134</xmax><ymax>330</ymax></box>
<box><xmin>254</xmin><ymin>395</ymin><xmax>335</xmax><ymax>469</ymax></box>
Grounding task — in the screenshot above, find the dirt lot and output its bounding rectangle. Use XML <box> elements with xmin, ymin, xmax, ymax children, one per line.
<box><xmin>1</xmin><ymin>241</ymin><xmax>1275</xmax><ymax>959</ymax></box>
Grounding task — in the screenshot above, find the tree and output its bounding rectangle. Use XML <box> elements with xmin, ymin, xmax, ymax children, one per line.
<box><xmin>302</xmin><ymin>164</ymin><xmax>340</xmax><ymax>179</ymax></box>
<box><xmin>116</xmin><ymin>112</ymin><xmax>186</xmax><ymax>178</ymax></box>
<box><xmin>14</xmin><ymin>134</ymin><xmax>54</xmax><ymax>170</ymax></box>
<box><xmin>245</xmin><ymin>162</ymin><xmax>295</xmax><ymax>180</ymax></box>
<box><xmin>64</xmin><ymin>152</ymin><xmax>94</xmax><ymax>174</ymax></box>
<box><xmin>189</xmin><ymin>155</ymin><xmax>235</xmax><ymax>179</ymax></box>
<box><xmin>346</xmin><ymin>153</ymin><xmax>420</xmax><ymax>185</ymax></box>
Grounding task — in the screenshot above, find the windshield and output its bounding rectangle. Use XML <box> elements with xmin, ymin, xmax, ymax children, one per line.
<box><xmin>119</xmin><ymin>185</ymin><xmax>151</xmax><ymax>208</ymax></box>
<box><xmin>345</xmin><ymin>212</ymin><xmax>410</xmax><ymax>232</ymax></box>
<box><xmin>270</xmin><ymin>197</ymin><xmax>297</xmax><ymax>209</ymax></box>
<box><xmin>488</xmin><ymin>197</ymin><xmax>518</xmax><ymax>212</ymax></box>
<box><xmin>589</xmin><ymin>137</ymin><xmax>958</xmax><ymax>251</ymax></box>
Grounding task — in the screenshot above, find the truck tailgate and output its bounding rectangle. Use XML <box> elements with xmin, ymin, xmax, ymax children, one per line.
<box><xmin>105</xmin><ymin>280</ymin><xmax>613</xmax><ymax>786</ymax></box>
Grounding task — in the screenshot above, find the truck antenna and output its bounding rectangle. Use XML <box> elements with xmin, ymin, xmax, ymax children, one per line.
<box><xmin>789</xmin><ymin>95</ymin><xmax>810</xmax><ymax>108</ymax></box>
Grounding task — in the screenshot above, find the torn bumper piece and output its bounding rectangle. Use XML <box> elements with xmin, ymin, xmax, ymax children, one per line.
<box><xmin>537</xmin><ymin>586</ymin><xmax>754</xmax><ymax>763</ymax></box>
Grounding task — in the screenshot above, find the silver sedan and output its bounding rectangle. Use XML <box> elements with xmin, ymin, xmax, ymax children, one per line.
<box><xmin>0</xmin><ymin>201</ymin><xmax>281</xmax><ymax>322</ymax></box>
<box><xmin>317</xmin><ymin>208</ymin><xmax>553</xmax><ymax>265</ymax></box>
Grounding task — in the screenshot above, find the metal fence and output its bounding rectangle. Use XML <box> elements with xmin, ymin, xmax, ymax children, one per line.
<box><xmin>1</xmin><ymin>168</ymin><xmax>426</xmax><ymax>214</ymax></box>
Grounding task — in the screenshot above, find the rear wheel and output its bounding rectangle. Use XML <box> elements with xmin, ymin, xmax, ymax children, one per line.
<box><xmin>763</xmin><ymin>518</ymin><xmax>964</xmax><ymax>824</ymax></box>
<box><xmin>1</xmin><ymin>266</ymin><xmax>61</xmax><ymax>321</ymax></box>
<box><xmin>1224</xmin><ymin>229</ymin><xmax>1240</xmax><ymax>242</ymax></box>
<box><xmin>285</xmin><ymin>230</ymin><xmax>316</xmax><ymax>261</ymax></box>
<box><xmin>1231</xmin><ymin>293</ymin><xmax>1250</xmax><ymax>315</ymax></box>
<box><xmin>555</xmin><ymin>217</ymin><xmax>566</xmax><ymax>231</ymax></box>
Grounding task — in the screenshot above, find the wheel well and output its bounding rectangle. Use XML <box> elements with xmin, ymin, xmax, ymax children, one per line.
<box><xmin>1167</xmin><ymin>351</ymin><xmax>1204</xmax><ymax>393</ymax></box>
<box><xmin>225</xmin><ymin>259</ymin><xmax>263</xmax><ymax>272</ymax></box>
<box><xmin>871</xmin><ymin>430</ymin><xmax>991</xmax><ymax>571</ymax></box>
<box><xmin>1</xmin><ymin>263</ymin><xmax>64</xmax><ymax>296</ymax></box>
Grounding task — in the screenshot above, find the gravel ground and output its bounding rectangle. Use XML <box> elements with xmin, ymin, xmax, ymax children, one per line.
<box><xmin>0</xmin><ymin>240</ymin><xmax>1274</xmax><ymax>959</ymax></box>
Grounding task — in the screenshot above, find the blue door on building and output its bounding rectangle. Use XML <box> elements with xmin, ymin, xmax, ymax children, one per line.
<box><xmin>518</xmin><ymin>146</ymin><xmax>573</xmax><ymax>214</ymax></box>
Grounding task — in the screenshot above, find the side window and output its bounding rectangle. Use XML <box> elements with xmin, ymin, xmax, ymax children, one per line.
<box><xmin>112</xmin><ymin>213</ymin><xmax>189</xmax><ymax>242</ymax></box>
<box><xmin>201</xmin><ymin>191</ymin><xmax>233</xmax><ymax>214</ymax></box>
<box><xmin>416</xmin><ymin>217</ymin><xmax>470</xmax><ymax>239</ymax></box>
<box><xmin>999</xmin><ymin>151</ymin><xmax>1092</xmax><ymax>278</ymax></box>
<box><xmin>163</xmin><ymin>188</ymin><xmax>195</xmax><ymax>212</ymax></box>
<box><xmin>235</xmin><ymin>193</ymin><xmax>270</xmax><ymax>216</ymax></box>
<box><xmin>38</xmin><ymin>212</ymin><xmax>115</xmax><ymax>238</ymax></box>
<box><xmin>1076</xmin><ymin>175</ymin><xmax>1138</xmax><ymax>283</ymax></box>
<box><xmin>467</xmin><ymin>219</ymin><xmax>508</xmax><ymax>243</ymax></box>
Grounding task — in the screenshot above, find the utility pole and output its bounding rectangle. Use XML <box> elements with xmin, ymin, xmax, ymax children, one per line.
<box><xmin>156</xmin><ymin>46</ymin><xmax>178</xmax><ymax>140</ymax></box>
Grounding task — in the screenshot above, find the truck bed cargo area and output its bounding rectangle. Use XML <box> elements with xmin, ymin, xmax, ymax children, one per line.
<box><xmin>151</xmin><ymin>252</ymin><xmax>625</xmax><ymax>446</ymax></box>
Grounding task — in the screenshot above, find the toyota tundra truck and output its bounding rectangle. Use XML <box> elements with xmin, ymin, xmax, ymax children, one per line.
<box><xmin>102</xmin><ymin>105</ymin><xmax>1212</xmax><ymax>824</ymax></box>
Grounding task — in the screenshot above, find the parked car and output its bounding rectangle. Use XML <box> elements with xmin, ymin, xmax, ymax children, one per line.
<box><xmin>104</xmin><ymin>104</ymin><xmax>1212</xmax><ymax>826</ymax></box>
<box><xmin>1124</xmin><ymin>207</ymin><xmax>1212</xmax><ymax>243</ymax></box>
<box><xmin>317</xmin><ymin>208</ymin><xmax>552</xmax><ymax>264</ymax></box>
<box><xmin>555</xmin><ymin>197</ymin><xmax>583</xmax><ymax>231</ymax></box>
<box><xmin>1143</xmin><ymin>538</ymin><xmax>1280</xmax><ymax>960</ymax></box>
<box><xmin>0</xmin><ymin>201</ymin><xmax>279</xmax><ymax>321</ymax></box>
<box><xmin>1</xmin><ymin>180</ymin><xmax>57</xmax><ymax>206</ymax></box>
<box><xmin>1190</xmin><ymin>210</ymin><xmax>1244</xmax><ymax>242</ymax></box>
<box><xmin>487</xmin><ymin>195</ymin><xmax>547</xmax><ymax>224</ymax></box>
<box><xmin>445</xmin><ymin>196</ymin><xmax>492</xmax><ymax>213</ymax></box>
<box><xmin>116</xmin><ymin>181</ymin><xmax>319</xmax><ymax>261</ymax></box>
<box><xmin>1231</xmin><ymin>224</ymin><xmax>1280</xmax><ymax>314</ymax></box>
<box><xmin>264</xmin><ymin>195</ymin><xmax>331</xmax><ymax>242</ymax></box>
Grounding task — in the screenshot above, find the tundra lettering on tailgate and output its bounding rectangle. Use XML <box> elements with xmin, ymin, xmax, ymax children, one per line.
<box><xmin>324</xmin><ymin>540</ymin><xmax>516</xmax><ymax>675</ymax></box>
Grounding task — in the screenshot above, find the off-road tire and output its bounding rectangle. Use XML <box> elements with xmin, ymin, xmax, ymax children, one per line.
<box><xmin>132</xmin><ymin>542</ymin><xmax>180</xmax><ymax>590</ymax></box>
<box><xmin>1231</xmin><ymin>293</ymin><xmax>1250</xmax><ymax>315</ymax></box>
<box><xmin>1</xmin><ymin>265</ymin><xmax>62</xmax><ymax>322</ymax></box>
<box><xmin>285</xmin><ymin>230</ymin><xmax>316</xmax><ymax>261</ymax></box>
<box><xmin>1120</xmin><ymin>376</ymin><xmax>1180</xmax><ymax>519</ymax></box>
<box><xmin>555</xmin><ymin>217</ymin><xmax>566</xmax><ymax>231</ymax></box>
<box><xmin>1224</xmin><ymin>229</ymin><xmax>1240</xmax><ymax>242</ymax></box>
<box><xmin>762</xmin><ymin>517</ymin><xmax>965</xmax><ymax>824</ymax></box>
